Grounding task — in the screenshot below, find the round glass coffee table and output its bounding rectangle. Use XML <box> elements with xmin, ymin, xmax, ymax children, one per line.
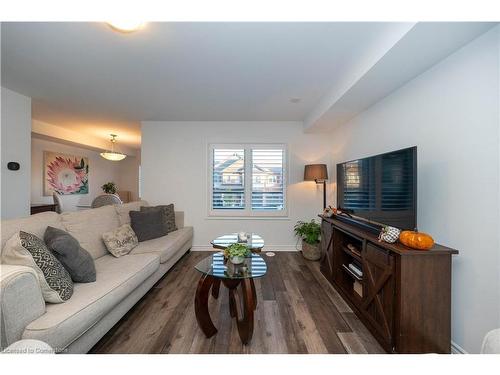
<box><xmin>211</xmin><ymin>233</ymin><xmax>264</xmax><ymax>252</ymax></box>
<box><xmin>194</xmin><ymin>252</ymin><xmax>267</xmax><ymax>344</ymax></box>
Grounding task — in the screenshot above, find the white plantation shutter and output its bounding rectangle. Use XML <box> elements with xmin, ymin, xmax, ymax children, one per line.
<box><xmin>209</xmin><ymin>144</ymin><xmax>286</xmax><ymax>216</ymax></box>
<box><xmin>252</xmin><ymin>149</ymin><xmax>284</xmax><ymax>210</ymax></box>
<box><xmin>212</xmin><ymin>148</ymin><xmax>245</xmax><ymax>210</ymax></box>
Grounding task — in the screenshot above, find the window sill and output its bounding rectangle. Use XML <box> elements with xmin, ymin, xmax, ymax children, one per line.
<box><xmin>205</xmin><ymin>216</ymin><xmax>291</xmax><ymax>221</ymax></box>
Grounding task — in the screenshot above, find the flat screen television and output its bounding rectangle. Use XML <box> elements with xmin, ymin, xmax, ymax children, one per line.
<box><xmin>336</xmin><ymin>146</ymin><xmax>417</xmax><ymax>232</ymax></box>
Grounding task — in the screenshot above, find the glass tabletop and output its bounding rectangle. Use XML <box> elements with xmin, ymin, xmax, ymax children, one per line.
<box><xmin>195</xmin><ymin>252</ymin><xmax>267</xmax><ymax>279</ymax></box>
<box><xmin>211</xmin><ymin>233</ymin><xmax>264</xmax><ymax>250</ymax></box>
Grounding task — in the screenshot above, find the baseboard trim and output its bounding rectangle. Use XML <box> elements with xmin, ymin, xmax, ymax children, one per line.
<box><xmin>191</xmin><ymin>245</ymin><xmax>300</xmax><ymax>252</ymax></box>
<box><xmin>451</xmin><ymin>340</ymin><xmax>467</xmax><ymax>354</ymax></box>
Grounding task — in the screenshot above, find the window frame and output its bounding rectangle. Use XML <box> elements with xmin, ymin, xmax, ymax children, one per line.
<box><xmin>208</xmin><ymin>143</ymin><xmax>288</xmax><ymax>217</ymax></box>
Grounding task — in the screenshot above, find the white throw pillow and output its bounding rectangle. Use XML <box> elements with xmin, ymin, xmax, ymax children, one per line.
<box><xmin>2</xmin><ymin>231</ymin><xmax>73</xmax><ymax>303</ymax></box>
<box><xmin>102</xmin><ymin>224</ymin><xmax>138</xmax><ymax>257</ymax></box>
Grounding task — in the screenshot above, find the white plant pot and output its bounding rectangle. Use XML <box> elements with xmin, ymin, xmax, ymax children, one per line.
<box><xmin>302</xmin><ymin>240</ymin><xmax>321</xmax><ymax>261</ymax></box>
<box><xmin>230</xmin><ymin>256</ymin><xmax>245</xmax><ymax>265</ymax></box>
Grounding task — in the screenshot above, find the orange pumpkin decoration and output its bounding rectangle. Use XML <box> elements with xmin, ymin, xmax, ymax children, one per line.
<box><xmin>399</xmin><ymin>231</ymin><xmax>434</xmax><ymax>250</ymax></box>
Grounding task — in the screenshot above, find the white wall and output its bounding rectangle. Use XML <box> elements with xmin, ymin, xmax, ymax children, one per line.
<box><xmin>328</xmin><ymin>27</ymin><xmax>500</xmax><ymax>353</ymax></box>
<box><xmin>31</xmin><ymin>137</ymin><xmax>140</xmax><ymax>211</ymax></box>
<box><xmin>141</xmin><ymin>121</ymin><xmax>333</xmax><ymax>249</ymax></box>
<box><xmin>1</xmin><ymin>87</ymin><xmax>31</xmax><ymax>219</ymax></box>
<box><xmin>115</xmin><ymin>152</ymin><xmax>141</xmax><ymax>202</ymax></box>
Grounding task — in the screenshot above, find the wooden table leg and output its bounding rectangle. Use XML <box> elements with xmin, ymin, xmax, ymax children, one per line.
<box><xmin>250</xmin><ymin>278</ymin><xmax>257</xmax><ymax>310</ymax></box>
<box><xmin>228</xmin><ymin>288</ymin><xmax>237</xmax><ymax>318</ymax></box>
<box><xmin>194</xmin><ymin>274</ymin><xmax>217</xmax><ymax>338</ymax></box>
<box><xmin>237</xmin><ymin>278</ymin><xmax>255</xmax><ymax>344</ymax></box>
<box><xmin>226</xmin><ymin>278</ymin><xmax>255</xmax><ymax>345</ymax></box>
<box><xmin>196</xmin><ymin>275</ymin><xmax>257</xmax><ymax>345</ymax></box>
<box><xmin>211</xmin><ymin>278</ymin><xmax>221</xmax><ymax>299</ymax></box>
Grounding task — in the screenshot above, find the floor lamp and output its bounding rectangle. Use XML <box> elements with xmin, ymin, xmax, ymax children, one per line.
<box><xmin>304</xmin><ymin>164</ymin><xmax>328</xmax><ymax>209</ymax></box>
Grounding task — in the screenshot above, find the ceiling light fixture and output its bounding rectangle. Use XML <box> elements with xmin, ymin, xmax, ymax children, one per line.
<box><xmin>100</xmin><ymin>134</ymin><xmax>127</xmax><ymax>161</ymax></box>
<box><xmin>107</xmin><ymin>21</ymin><xmax>144</xmax><ymax>33</ymax></box>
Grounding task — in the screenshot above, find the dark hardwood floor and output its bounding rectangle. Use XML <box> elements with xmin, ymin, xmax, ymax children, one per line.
<box><xmin>90</xmin><ymin>251</ymin><xmax>385</xmax><ymax>354</ymax></box>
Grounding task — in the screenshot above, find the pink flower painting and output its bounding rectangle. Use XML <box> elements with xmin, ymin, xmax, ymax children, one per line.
<box><xmin>44</xmin><ymin>152</ymin><xmax>89</xmax><ymax>195</ymax></box>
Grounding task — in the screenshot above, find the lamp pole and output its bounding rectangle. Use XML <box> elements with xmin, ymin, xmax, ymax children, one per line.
<box><xmin>317</xmin><ymin>179</ymin><xmax>326</xmax><ymax>209</ymax></box>
<box><xmin>322</xmin><ymin>180</ymin><xmax>326</xmax><ymax>210</ymax></box>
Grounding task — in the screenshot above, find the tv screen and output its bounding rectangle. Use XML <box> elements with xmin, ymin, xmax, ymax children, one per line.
<box><xmin>336</xmin><ymin>146</ymin><xmax>417</xmax><ymax>230</ymax></box>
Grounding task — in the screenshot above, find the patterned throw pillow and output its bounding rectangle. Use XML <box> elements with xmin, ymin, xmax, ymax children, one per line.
<box><xmin>140</xmin><ymin>204</ymin><xmax>177</xmax><ymax>233</ymax></box>
<box><xmin>2</xmin><ymin>231</ymin><xmax>74</xmax><ymax>303</ymax></box>
<box><xmin>102</xmin><ymin>224</ymin><xmax>139</xmax><ymax>257</ymax></box>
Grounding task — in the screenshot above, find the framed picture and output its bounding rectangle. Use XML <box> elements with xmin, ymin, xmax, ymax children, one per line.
<box><xmin>43</xmin><ymin>151</ymin><xmax>89</xmax><ymax>195</ymax></box>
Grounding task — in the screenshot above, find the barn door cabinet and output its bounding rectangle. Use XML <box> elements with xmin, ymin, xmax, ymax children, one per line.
<box><xmin>319</xmin><ymin>215</ymin><xmax>459</xmax><ymax>353</ymax></box>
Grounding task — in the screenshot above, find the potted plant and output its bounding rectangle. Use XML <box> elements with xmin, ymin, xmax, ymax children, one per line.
<box><xmin>101</xmin><ymin>182</ymin><xmax>117</xmax><ymax>194</ymax></box>
<box><xmin>294</xmin><ymin>219</ymin><xmax>321</xmax><ymax>261</ymax></box>
<box><xmin>224</xmin><ymin>243</ymin><xmax>251</xmax><ymax>265</ymax></box>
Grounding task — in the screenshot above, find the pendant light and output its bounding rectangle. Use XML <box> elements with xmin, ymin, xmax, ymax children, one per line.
<box><xmin>107</xmin><ymin>21</ymin><xmax>144</xmax><ymax>33</ymax></box>
<box><xmin>108</xmin><ymin>20</ymin><xmax>144</xmax><ymax>33</ymax></box>
<box><xmin>100</xmin><ymin>134</ymin><xmax>126</xmax><ymax>161</ymax></box>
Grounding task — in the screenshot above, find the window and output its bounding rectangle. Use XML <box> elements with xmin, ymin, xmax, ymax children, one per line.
<box><xmin>209</xmin><ymin>144</ymin><xmax>286</xmax><ymax>216</ymax></box>
<box><xmin>212</xmin><ymin>148</ymin><xmax>245</xmax><ymax>210</ymax></box>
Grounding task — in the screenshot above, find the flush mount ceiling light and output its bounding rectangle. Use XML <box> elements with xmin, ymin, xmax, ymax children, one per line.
<box><xmin>100</xmin><ymin>134</ymin><xmax>127</xmax><ymax>161</ymax></box>
<box><xmin>107</xmin><ymin>21</ymin><xmax>144</xmax><ymax>33</ymax></box>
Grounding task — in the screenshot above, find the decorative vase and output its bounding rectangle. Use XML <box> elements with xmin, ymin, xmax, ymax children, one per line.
<box><xmin>378</xmin><ymin>226</ymin><xmax>401</xmax><ymax>244</ymax></box>
<box><xmin>322</xmin><ymin>205</ymin><xmax>335</xmax><ymax>217</ymax></box>
<box><xmin>237</xmin><ymin>232</ymin><xmax>248</xmax><ymax>243</ymax></box>
<box><xmin>230</xmin><ymin>256</ymin><xmax>245</xmax><ymax>265</ymax></box>
<box><xmin>301</xmin><ymin>240</ymin><xmax>321</xmax><ymax>261</ymax></box>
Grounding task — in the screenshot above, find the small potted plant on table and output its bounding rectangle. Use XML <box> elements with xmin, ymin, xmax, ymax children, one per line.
<box><xmin>101</xmin><ymin>182</ymin><xmax>117</xmax><ymax>194</ymax></box>
<box><xmin>294</xmin><ymin>219</ymin><xmax>321</xmax><ymax>261</ymax></box>
<box><xmin>224</xmin><ymin>243</ymin><xmax>251</xmax><ymax>265</ymax></box>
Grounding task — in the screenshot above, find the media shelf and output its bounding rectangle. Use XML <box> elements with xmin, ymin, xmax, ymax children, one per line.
<box><xmin>319</xmin><ymin>214</ymin><xmax>459</xmax><ymax>354</ymax></box>
<box><xmin>341</xmin><ymin>245</ymin><xmax>362</xmax><ymax>262</ymax></box>
<box><xmin>341</xmin><ymin>264</ymin><xmax>362</xmax><ymax>281</ymax></box>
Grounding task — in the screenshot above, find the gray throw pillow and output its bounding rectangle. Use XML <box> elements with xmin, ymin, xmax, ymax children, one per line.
<box><xmin>140</xmin><ymin>204</ymin><xmax>177</xmax><ymax>233</ymax></box>
<box><xmin>2</xmin><ymin>231</ymin><xmax>73</xmax><ymax>303</ymax></box>
<box><xmin>44</xmin><ymin>226</ymin><xmax>96</xmax><ymax>283</ymax></box>
<box><xmin>129</xmin><ymin>209</ymin><xmax>168</xmax><ymax>242</ymax></box>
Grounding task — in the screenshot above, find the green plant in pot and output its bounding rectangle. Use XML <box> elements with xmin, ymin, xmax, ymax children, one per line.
<box><xmin>294</xmin><ymin>219</ymin><xmax>321</xmax><ymax>261</ymax></box>
<box><xmin>224</xmin><ymin>243</ymin><xmax>251</xmax><ymax>265</ymax></box>
<box><xmin>101</xmin><ymin>182</ymin><xmax>117</xmax><ymax>194</ymax></box>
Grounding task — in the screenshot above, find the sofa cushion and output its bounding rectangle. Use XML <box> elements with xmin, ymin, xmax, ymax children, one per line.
<box><xmin>102</xmin><ymin>224</ymin><xmax>138</xmax><ymax>257</ymax></box>
<box><xmin>140</xmin><ymin>204</ymin><xmax>177</xmax><ymax>234</ymax></box>
<box><xmin>130</xmin><ymin>226</ymin><xmax>193</xmax><ymax>263</ymax></box>
<box><xmin>60</xmin><ymin>206</ymin><xmax>120</xmax><ymax>260</ymax></box>
<box><xmin>114</xmin><ymin>200</ymin><xmax>149</xmax><ymax>226</ymax></box>
<box><xmin>1</xmin><ymin>212</ymin><xmax>62</xmax><ymax>254</ymax></box>
<box><xmin>2</xmin><ymin>231</ymin><xmax>73</xmax><ymax>303</ymax></box>
<box><xmin>44</xmin><ymin>226</ymin><xmax>96</xmax><ymax>283</ymax></box>
<box><xmin>22</xmin><ymin>253</ymin><xmax>159</xmax><ymax>351</ymax></box>
<box><xmin>129</xmin><ymin>210</ymin><xmax>167</xmax><ymax>242</ymax></box>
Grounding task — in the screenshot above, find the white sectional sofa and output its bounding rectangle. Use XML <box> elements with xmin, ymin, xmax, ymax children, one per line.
<box><xmin>0</xmin><ymin>201</ymin><xmax>193</xmax><ymax>353</ymax></box>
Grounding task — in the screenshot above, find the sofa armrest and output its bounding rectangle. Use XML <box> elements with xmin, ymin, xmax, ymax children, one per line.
<box><xmin>481</xmin><ymin>329</ymin><xmax>500</xmax><ymax>354</ymax></box>
<box><xmin>175</xmin><ymin>211</ymin><xmax>184</xmax><ymax>229</ymax></box>
<box><xmin>0</xmin><ymin>265</ymin><xmax>45</xmax><ymax>350</ymax></box>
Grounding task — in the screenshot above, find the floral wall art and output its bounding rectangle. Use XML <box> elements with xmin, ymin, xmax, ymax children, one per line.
<box><xmin>44</xmin><ymin>151</ymin><xmax>89</xmax><ymax>195</ymax></box>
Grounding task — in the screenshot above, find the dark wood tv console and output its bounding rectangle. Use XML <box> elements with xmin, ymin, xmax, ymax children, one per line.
<box><xmin>319</xmin><ymin>215</ymin><xmax>459</xmax><ymax>353</ymax></box>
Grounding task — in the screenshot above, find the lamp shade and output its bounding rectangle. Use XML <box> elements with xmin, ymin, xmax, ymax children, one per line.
<box><xmin>100</xmin><ymin>134</ymin><xmax>126</xmax><ymax>161</ymax></box>
<box><xmin>304</xmin><ymin>164</ymin><xmax>328</xmax><ymax>181</ymax></box>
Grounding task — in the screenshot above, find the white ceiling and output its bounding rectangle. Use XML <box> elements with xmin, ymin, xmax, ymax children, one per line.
<box><xmin>1</xmin><ymin>22</ymin><xmax>412</xmax><ymax>148</ymax></box>
<box><xmin>2</xmin><ymin>22</ymin><xmax>495</xmax><ymax>149</ymax></box>
<box><xmin>304</xmin><ymin>22</ymin><xmax>497</xmax><ymax>132</ymax></box>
